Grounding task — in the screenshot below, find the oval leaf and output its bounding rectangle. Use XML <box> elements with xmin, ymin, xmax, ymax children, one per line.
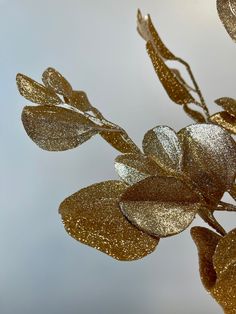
<box><xmin>59</xmin><ymin>181</ymin><xmax>159</xmax><ymax>261</ymax></box>
<box><xmin>215</xmin><ymin>97</ymin><xmax>236</xmax><ymax>116</ymax></box>
<box><xmin>146</xmin><ymin>42</ymin><xmax>195</xmax><ymax>105</ymax></box>
<box><xmin>183</xmin><ymin>104</ymin><xmax>206</xmax><ymax>123</ymax></box>
<box><xmin>191</xmin><ymin>226</ymin><xmax>221</xmax><ymax>291</ymax></box>
<box><xmin>210</xmin><ymin>111</ymin><xmax>236</xmax><ymax>134</ymax></box>
<box><xmin>142</xmin><ymin>126</ymin><xmax>183</xmax><ymax>172</ymax></box>
<box><xmin>42</xmin><ymin>67</ymin><xmax>73</xmax><ymax>98</ymax></box>
<box><xmin>213</xmin><ymin>228</ymin><xmax>236</xmax><ymax>276</ymax></box>
<box><xmin>119</xmin><ymin>176</ymin><xmax>202</xmax><ymax>238</ymax></box>
<box><xmin>217</xmin><ymin>0</ymin><xmax>236</xmax><ymax>42</ymax></box>
<box><xmin>115</xmin><ymin>153</ymin><xmax>165</xmax><ymax>185</ymax></box>
<box><xmin>16</xmin><ymin>73</ymin><xmax>62</xmax><ymax>105</ymax></box>
<box><xmin>22</xmin><ymin>105</ymin><xmax>98</xmax><ymax>151</ymax></box>
<box><xmin>178</xmin><ymin>124</ymin><xmax>236</xmax><ymax>203</ymax></box>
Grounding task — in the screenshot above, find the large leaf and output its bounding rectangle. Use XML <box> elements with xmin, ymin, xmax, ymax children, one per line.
<box><xmin>22</xmin><ymin>105</ymin><xmax>98</xmax><ymax>151</ymax></box>
<box><xmin>210</xmin><ymin>111</ymin><xmax>236</xmax><ymax>134</ymax></box>
<box><xmin>146</xmin><ymin>42</ymin><xmax>195</xmax><ymax>105</ymax></box>
<box><xmin>119</xmin><ymin>176</ymin><xmax>202</xmax><ymax>238</ymax></box>
<box><xmin>178</xmin><ymin>124</ymin><xmax>236</xmax><ymax>203</ymax></box>
<box><xmin>191</xmin><ymin>226</ymin><xmax>221</xmax><ymax>291</ymax></box>
<box><xmin>42</xmin><ymin>67</ymin><xmax>73</xmax><ymax>98</ymax></box>
<box><xmin>59</xmin><ymin>181</ymin><xmax>159</xmax><ymax>261</ymax></box>
<box><xmin>217</xmin><ymin>0</ymin><xmax>236</xmax><ymax>42</ymax></box>
<box><xmin>115</xmin><ymin>153</ymin><xmax>165</xmax><ymax>185</ymax></box>
<box><xmin>16</xmin><ymin>73</ymin><xmax>62</xmax><ymax>105</ymax></box>
<box><xmin>142</xmin><ymin>126</ymin><xmax>183</xmax><ymax>172</ymax></box>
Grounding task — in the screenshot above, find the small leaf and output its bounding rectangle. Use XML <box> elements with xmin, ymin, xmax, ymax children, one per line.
<box><xmin>115</xmin><ymin>153</ymin><xmax>165</xmax><ymax>185</ymax></box>
<box><xmin>210</xmin><ymin>111</ymin><xmax>236</xmax><ymax>134</ymax></box>
<box><xmin>142</xmin><ymin>126</ymin><xmax>183</xmax><ymax>172</ymax></box>
<box><xmin>100</xmin><ymin>127</ymin><xmax>140</xmax><ymax>154</ymax></box>
<box><xmin>178</xmin><ymin>124</ymin><xmax>236</xmax><ymax>203</ymax></box>
<box><xmin>171</xmin><ymin>69</ymin><xmax>196</xmax><ymax>92</ymax></box>
<box><xmin>16</xmin><ymin>73</ymin><xmax>62</xmax><ymax>105</ymax></box>
<box><xmin>146</xmin><ymin>42</ymin><xmax>195</xmax><ymax>105</ymax></box>
<box><xmin>198</xmin><ymin>207</ymin><xmax>226</xmax><ymax>236</ymax></box>
<box><xmin>183</xmin><ymin>104</ymin><xmax>206</xmax><ymax>123</ymax></box>
<box><xmin>22</xmin><ymin>105</ymin><xmax>98</xmax><ymax>151</ymax></box>
<box><xmin>217</xmin><ymin>0</ymin><xmax>236</xmax><ymax>42</ymax></box>
<box><xmin>119</xmin><ymin>176</ymin><xmax>202</xmax><ymax>238</ymax></box>
<box><xmin>191</xmin><ymin>226</ymin><xmax>221</xmax><ymax>291</ymax></box>
<box><xmin>70</xmin><ymin>91</ymin><xmax>92</xmax><ymax>112</ymax></box>
<box><xmin>42</xmin><ymin>67</ymin><xmax>73</xmax><ymax>98</ymax></box>
<box><xmin>59</xmin><ymin>180</ymin><xmax>159</xmax><ymax>261</ymax></box>
<box><xmin>215</xmin><ymin>97</ymin><xmax>236</xmax><ymax>116</ymax></box>
<box><xmin>137</xmin><ymin>9</ymin><xmax>176</xmax><ymax>60</ymax></box>
<box><xmin>212</xmin><ymin>262</ymin><xmax>236</xmax><ymax>313</ymax></box>
<box><xmin>213</xmin><ymin>228</ymin><xmax>236</xmax><ymax>276</ymax></box>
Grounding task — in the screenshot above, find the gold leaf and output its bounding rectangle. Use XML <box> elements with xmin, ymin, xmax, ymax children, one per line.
<box><xmin>100</xmin><ymin>128</ymin><xmax>140</xmax><ymax>154</ymax></box>
<box><xmin>119</xmin><ymin>176</ymin><xmax>202</xmax><ymax>238</ymax></box>
<box><xmin>210</xmin><ymin>111</ymin><xmax>236</xmax><ymax>134</ymax></box>
<box><xmin>146</xmin><ymin>42</ymin><xmax>195</xmax><ymax>105</ymax></box>
<box><xmin>183</xmin><ymin>104</ymin><xmax>206</xmax><ymax>123</ymax></box>
<box><xmin>59</xmin><ymin>180</ymin><xmax>159</xmax><ymax>261</ymax></box>
<box><xmin>213</xmin><ymin>228</ymin><xmax>236</xmax><ymax>276</ymax></box>
<box><xmin>16</xmin><ymin>73</ymin><xmax>62</xmax><ymax>105</ymax></box>
<box><xmin>137</xmin><ymin>9</ymin><xmax>176</xmax><ymax>60</ymax></box>
<box><xmin>215</xmin><ymin>97</ymin><xmax>236</xmax><ymax>116</ymax></box>
<box><xmin>171</xmin><ymin>69</ymin><xmax>196</xmax><ymax>92</ymax></box>
<box><xmin>178</xmin><ymin>124</ymin><xmax>236</xmax><ymax>203</ymax></box>
<box><xmin>142</xmin><ymin>126</ymin><xmax>183</xmax><ymax>172</ymax></box>
<box><xmin>42</xmin><ymin>67</ymin><xmax>73</xmax><ymax>98</ymax></box>
<box><xmin>115</xmin><ymin>153</ymin><xmax>165</xmax><ymax>185</ymax></box>
<box><xmin>217</xmin><ymin>0</ymin><xmax>236</xmax><ymax>42</ymax></box>
<box><xmin>191</xmin><ymin>226</ymin><xmax>221</xmax><ymax>291</ymax></box>
<box><xmin>21</xmin><ymin>105</ymin><xmax>98</xmax><ymax>151</ymax></box>
<box><xmin>70</xmin><ymin>91</ymin><xmax>92</xmax><ymax>112</ymax></box>
<box><xmin>198</xmin><ymin>207</ymin><xmax>226</xmax><ymax>236</ymax></box>
<box><xmin>212</xmin><ymin>262</ymin><xmax>236</xmax><ymax>313</ymax></box>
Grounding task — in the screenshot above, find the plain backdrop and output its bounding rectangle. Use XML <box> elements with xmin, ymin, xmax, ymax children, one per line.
<box><xmin>1</xmin><ymin>0</ymin><xmax>236</xmax><ymax>313</ymax></box>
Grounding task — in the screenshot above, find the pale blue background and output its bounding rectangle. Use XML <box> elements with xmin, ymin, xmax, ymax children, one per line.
<box><xmin>0</xmin><ymin>0</ymin><xmax>236</xmax><ymax>313</ymax></box>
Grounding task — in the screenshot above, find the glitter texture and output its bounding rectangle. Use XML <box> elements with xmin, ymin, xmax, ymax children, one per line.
<box><xmin>217</xmin><ymin>0</ymin><xmax>236</xmax><ymax>41</ymax></box>
<box><xmin>59</xmin><ymin>181</ymin><xmax>159</xmax><ymax>261</ymax></box>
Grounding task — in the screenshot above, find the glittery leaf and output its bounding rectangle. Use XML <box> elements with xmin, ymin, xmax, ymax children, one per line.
<box><xmin>215</xmin><ymin>97</ymin><xmax>236</xmax><ymax>116</ymax></box>
<box><xmin>210</xmin><ymin>111</ymin><xmax>236</xmax><ymax>134</ymax></box>
<box><xmin>115</xmin><ymin>153</ymin><xmax>165</xmax><ymax>185</ymax></box>
<box><xmin>171</xmin><ymin>69</ymin><xmax>196</xmax><ymax>92</ymax></box>
<box><xmin>191</xmin><ymin>226</ymin><xmax>221</xmax><ymax>291</ymax></box>
<box><xmin>212</xmin><ymin>262</ymin><xmax>236</xmax><ymax>313</ymax></box>
<box><xmin>142</xmin><ymin>126</ymin><xmax>183</xmax><ymax>172</ymax></box>
<box><xmin>42</xmin><ymin>67</ymin><xmax>73</xmax><ymax>98</ymax></box>
<box><xmin>16</xmin><ymin>73</ymin><xmax>62</xmax><ymax>105</ymax></box>
<box><xmin>146</xmin><ymin>42</ymin><xmax>195</xmax><ymax>105</ymax></box>
<box><xmin>197</xmin><ymin>207</ymin><xmax>226</xmax><ymax>236</ymax></box>
<box><xmin>59</xmin><ymin>180</ymin><xmax>159</xmax><ymax>261</ymax></box>
<box><xmin>217</xmin><ymin>0</ymin><xmax>236</xmax><ymax>42</ymax></box>
<box><xmin>119</xmin><ymin>176</ymin><xmax>202</xmax><ymax>238</ymax></box>
<box><xmin>137</xmin><ymin>9</ymin><xmax>176</xmax><ymax>60</ymax></box>
<box><xmin>100</xmin><ymin>128</ymin><xmax>140</xmax><ymax>154</ymax></box>
<box><xmin>213</xmin><ymin>228</ymin><xmax>236</xmax><ymax>276</ymax></box>
<box><xmin>70</xmin><ymin>91</ymin><xmax>92</xmax><ymax>112</ymax></box>
<box><xmin>183</xmin><ymin>104</ymin><xmax>206</xmax><ymax>123</ymax></box>
<box><xmin>178</xmin><ymin>124</ymin><xmax>236</xmax><ymax>203</ymax></box>
<box><xmin>21</xmin><ymin>105</ymin><xmax>98</xmax><ymax>151</ymax></box>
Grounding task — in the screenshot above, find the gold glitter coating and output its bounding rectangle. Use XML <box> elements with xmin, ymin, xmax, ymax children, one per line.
<box><xmin>16</xmin><ymin>73</ymin><xmax>62</xmax><ymax>105</ymax></box>
<box><xmin>210</xmin><ymin>111</ymin><xmax>236</xmax><ymax>134</ymax></box>
<box><xmin>217</xmin><ymin>0</ymin><xmax>236</xmax><ymax>42</ymax></box>
<box><xmin>115</xmin><ymin>153</ymin><xmax>165</xmax><ymax>185</ymax></box>
<box><xmin>22</xmin><ymin>105</ymin><xmax>98</xmax><ymax>151</ymax></box>
<box><xmin>213</xmin><ymin>228</ymin><xmax>236</xmax><ymax>276</ymax></box>
<box><xmin>215</xmin><ymin>97</ymin><xmax>236</xmax><ymax>116</ymax></box>
<box><xmin>146</xmin><ymin>42</ymin><xmax>195</xmax><ymax>105</ymax></box>
<box><xmin>191</xmin><ymin>226</ymin><xmax>221</xmax><ymax>290</ymax></box>
<box><xmin>183</xmin><ymin>104</ymin><xmax>206</xmax><ymax>123</ymax></box>
<box><xmin>70</xmin><ymin>91</ymin><xmax>92</xmax><ymax>112</ymax></box>
<box><xmin>59</xmin><ymin>181</ymin><xmax>159</xmax><ymax>261</ymax></box>
<box><xmin>142</xmin><ymin>126</ymin><xmax>183</xmax><ymax>172</ymax></box>
<box><xmin>42</xmin><ymin>67</ymin><xmax>73</xmax><ymax>98</ymax></box>
<box><xmin>120</xmin><ymin>176</ymin><xmax>202</xmax><ymax>237</ymax></box>
<box><xmin>178</xmin><ymin>124</ymin><xmax>236</xmax><ymax>203</ymax></box>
